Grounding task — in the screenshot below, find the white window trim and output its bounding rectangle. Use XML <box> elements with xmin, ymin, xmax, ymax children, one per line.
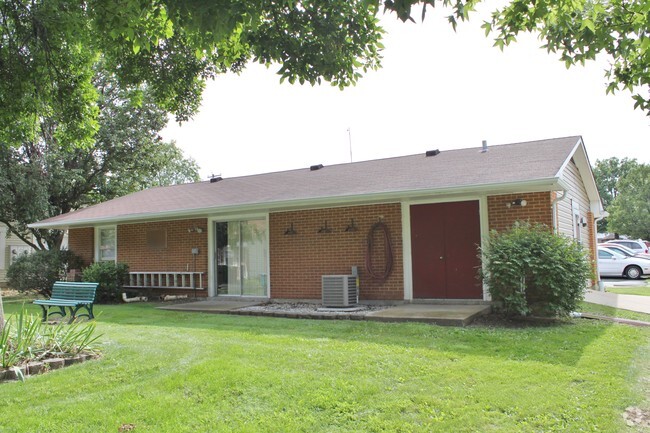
<box><xmin>571</xmin><ymin>201</ymin><xmax>581</xmax><ymax>243</ymax></box>
<box><xmin>94</xmin><ymin>225</ymin><xmax>117</xmax><ymax>263</ymax></box>
<box><xmin>207</xmin><ymin>213</ymin><xmax>270</xmax><ymax>298</ymax></box>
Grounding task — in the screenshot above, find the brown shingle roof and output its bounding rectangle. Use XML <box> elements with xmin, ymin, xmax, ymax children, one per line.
<box><xmin>32</xmin><ymin>136</ymin><xmax>581</xmax><ymax>228</ymax></box>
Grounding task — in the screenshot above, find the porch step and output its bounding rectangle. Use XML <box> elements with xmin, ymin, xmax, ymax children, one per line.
<box><xmin>365</xmin><ymin>304</ymin><xmax>492</xmax><ymax>326</ymax></box>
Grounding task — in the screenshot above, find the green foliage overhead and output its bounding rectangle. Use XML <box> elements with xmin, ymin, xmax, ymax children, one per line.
<box><xmin>82</xmin><ymin>262</ymin><xmax>130</xmax><ymax>304</ymax></box>
<box><xmin>0</xmin><ymin>69</ymin><xmax>200</xmax><ymax>251</ymax></box>
<box><xmin>3</xmin><ymin>0</ymin><xmax>650</xmax><ymax>158</ymax></box>
<box><xmin>479</xmin><ymin>222</ymin><xmax>592</xmax><ymax>317</ymax></box>
<box><xmin>607</xmin><ymin>164</ymin><xmax>650</xmax><ymax>240</ymax></box>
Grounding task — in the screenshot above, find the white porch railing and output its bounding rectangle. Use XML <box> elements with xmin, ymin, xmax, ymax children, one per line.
<box><xmin>126</xmin><ymin>272</ymin><xmax>205</xmax><ymax>290</ymax></box>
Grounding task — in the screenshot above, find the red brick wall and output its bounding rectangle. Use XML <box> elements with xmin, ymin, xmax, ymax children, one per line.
<box><xmin>68</xmin><ymin>227</ymin><xmax>94</xmax><ymax>266</ymax></box>
<box><xmin>117</xmin><ymin>218</ymin><xmax>209</xmax><ymax>288</ymax></box>
<box><xmin>269</xmin><ymin>203</ymin><xmax>403</xmax><ymax>300</ymax></box>
<box><xmin>488</xmin><ymin>192</ymin><xmax>553</xmax><ymax>232</ymax></box>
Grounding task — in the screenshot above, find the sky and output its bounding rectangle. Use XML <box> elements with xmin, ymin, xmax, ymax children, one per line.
<box><xmin>161</xmin><ymin>6</ymin><xmax>649</xmax><ymax>180</ymax></box>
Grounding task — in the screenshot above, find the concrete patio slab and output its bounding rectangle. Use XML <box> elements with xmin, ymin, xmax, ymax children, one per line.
<box><xmin>157</xmin><ymin>299</ymin><xmax>263</xmax><ymax>313</ymax></box>
<box><xmin>157</xmin><ymin>299</ymin><xmax>492</xmax><ymax>327</ymax></box>
<box><xmin>366</xmin><ymin>304</ymin><xmax>492</xmax><ymax>326</ymax></box>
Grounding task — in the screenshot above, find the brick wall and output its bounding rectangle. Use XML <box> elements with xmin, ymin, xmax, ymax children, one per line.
<box><xmin>269</xmin><ymin>203</ymin><xmax>403</xmax><ymax>300</ymax></box>
<box><xmin>68</xmin><ymin>227</ymin><xmax>94</xmax><ymax>266</ymax></box>
<box><xmin>488</xmin><ymin>192</ymin><xmax>553</xmax><ymax>232</ymax></box>
<box><xmin>117</xmin><ymin>218</ymin><xmax>209</xmax><ymax>288</ymax></box>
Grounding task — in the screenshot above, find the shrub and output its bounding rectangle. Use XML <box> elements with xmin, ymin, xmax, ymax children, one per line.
<box><xmin>82</xmin><ymin>262</ymin><xmax>129</xmax><ymax>303</ymax></box>
<box><xmin>479</xmin><ymin>222</ymin><xmax>591</xmax><ymax>317</ymax></box>
<box><xmin>7</xmin><ymin>249</ymin><xmax>83</xmax><ymax>297</ymax></box>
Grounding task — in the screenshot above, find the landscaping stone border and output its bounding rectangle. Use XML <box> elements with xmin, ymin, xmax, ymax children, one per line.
<box><xmin>0</xmin><ymin>353</ymin><xmax>97</xmax><ymax>382</ymax></box>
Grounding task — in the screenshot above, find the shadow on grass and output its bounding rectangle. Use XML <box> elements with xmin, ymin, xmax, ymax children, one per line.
<box><xmin>5</xmin><ymin>301</ymin><xmax>611</xmax><ymax>368</ymax></box>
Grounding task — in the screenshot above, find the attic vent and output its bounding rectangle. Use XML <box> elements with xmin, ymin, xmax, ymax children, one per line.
<box><xmin>310</xmin><ymin>164</ymin><xmax>324</xmax><ymax>171</ymax></box>
<box><xmin>425</xmin><ymin>149</ymin><xmax>440</xmax><ymax>157</ymax></box>
<box><xmin>209</xmin><ymin>176</ymin><xmax>223</xmax><ymax>183</ymax></box>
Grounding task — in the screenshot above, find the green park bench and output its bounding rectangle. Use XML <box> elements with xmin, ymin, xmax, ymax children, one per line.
<box><xmin>33</xmin><ymin>281</ymin><xmax>99</xmax><ymax>323</ymax></box>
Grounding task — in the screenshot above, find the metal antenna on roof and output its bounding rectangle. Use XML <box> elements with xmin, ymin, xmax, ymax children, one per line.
<box><xmin>347</xmin><ymin>127</ymin><xmax>353</xmax><ymax>163</ymax></box>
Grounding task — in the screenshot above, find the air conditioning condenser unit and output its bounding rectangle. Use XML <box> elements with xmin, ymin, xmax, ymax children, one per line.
<box><xmin>322</xmin><ymin>275</ymin><xmax>358</xmax><ymax>308</ymax></box>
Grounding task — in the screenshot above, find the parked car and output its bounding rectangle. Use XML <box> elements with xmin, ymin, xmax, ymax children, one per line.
<box><xmin>598</xmin><ymin>246</ymin><xmax>650</xmax><ymax>279</ymax></box>
<box><xmin>606</xmin><ymin>239</ymin><xmax>650</xmax><ymax>254</ymax></box>
<box><xmin>599</xmin><ymin>243</ymin><xmax>650</xmax><ymax>260</ymax></box>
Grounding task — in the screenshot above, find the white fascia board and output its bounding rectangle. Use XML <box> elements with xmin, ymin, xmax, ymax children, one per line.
<box><xmin>29</xmin><ymin>177</ymin><xmax>563</xmax><ymax>229</ymax></box>
<box><xmin>556</xmin><ymin>137</ymin><xmax>604</xmax><ymax>217</ymax></box>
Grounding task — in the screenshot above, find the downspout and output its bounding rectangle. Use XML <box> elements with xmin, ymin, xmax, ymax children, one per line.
<box><xmin>551</xmin><ymin>188</ymin><xmax>568</xmax><ymax>234</ymax></box>
<box><xmin>593</xmin><ymin>211</ymin><xmax>609</xmax><ymax>291</ymax></box>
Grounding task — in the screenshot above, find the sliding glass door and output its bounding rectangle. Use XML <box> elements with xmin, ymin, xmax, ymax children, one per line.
<box><xmin>215</xmin><ymin>219</ymin><xmax>268</xmax><ymax>296</ymax></box>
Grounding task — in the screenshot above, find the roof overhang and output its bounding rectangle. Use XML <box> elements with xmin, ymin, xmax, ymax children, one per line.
<box><xmin>555</xmin><ymin>137</ymin><xmax>605</xmax><ymax>218</ymax></box>
<box><xmin>30</xmin><ymin>177</ymin><xmax>564</xmax><ymax>230</ymax></box>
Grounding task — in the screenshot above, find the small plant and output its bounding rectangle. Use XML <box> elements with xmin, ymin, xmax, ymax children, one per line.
<box><xmin>7</xmin><ymin>249</ymin><xmax>83</xmax><ymax>297</ymax></box>
<box><xmin>479</xmin><ymin>222</ymin><xmax>592</xmax><ymax>317</ymax></box>
<box><xmin>82</xmin><ymin>262</ymin><xmax>129</xmax><ymax>303</ymax></box>
<box><xmin>0</xmin><ymin>306</ymin><xmax>101</xmax><ymax>370</ymax></box>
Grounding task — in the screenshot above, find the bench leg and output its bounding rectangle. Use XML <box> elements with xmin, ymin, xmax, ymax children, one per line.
<box><xmin>39</xmin><ymin>305</ymin><xmax>48</xmax><ymax>322</ymax></box>
<box><xmin>69</xmin><ymin>304</ymin><xmax>95</xmax><ymax>323</ymax></box>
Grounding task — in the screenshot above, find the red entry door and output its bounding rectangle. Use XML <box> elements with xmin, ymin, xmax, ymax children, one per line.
<box><xmin>410</xmin><ymin>201</ymin><xmax>482</xmax><ymax>299</ymax></box>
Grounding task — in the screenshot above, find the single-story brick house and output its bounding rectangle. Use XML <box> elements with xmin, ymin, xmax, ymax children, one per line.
<box><xmin>31</xmin><ymin>136</ymin><xmax>604</xmax><ymax>301</ymax></box>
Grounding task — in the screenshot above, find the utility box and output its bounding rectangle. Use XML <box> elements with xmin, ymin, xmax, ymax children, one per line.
<box><xmin>322</xmin><ymin>275</ymin><xmax>358</xmax><ymax>307</ymax></box>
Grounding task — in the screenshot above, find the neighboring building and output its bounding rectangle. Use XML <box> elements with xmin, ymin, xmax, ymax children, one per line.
<box><xmin>0</xmin><ymin>224</ymin><xmax>35</xmax><ymax>288</ymax></box>
<box><xmin>30</xmin><ymin>137</ymin><xmax>604</xmax><ymax>301</ymax></box>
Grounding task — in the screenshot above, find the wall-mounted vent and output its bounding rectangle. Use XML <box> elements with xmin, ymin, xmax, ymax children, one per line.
<box><xmin>322</xmin><ymin>275</ymin><xmax>358</xmax><ymax>307</ymax></box>
<box><xmin>210</xmin><ymin>176</ymin><xmax>223</xmax><ymax>183</ymax></box>
<box><xmin>425</xmin><ymin>149</ymin><xmax>440</xmax><ymax>157</ymax></box>
<box><xmin>310</xmin><ymin>164</ymin><xmax>324</xmax><ymax>171</ymax></box>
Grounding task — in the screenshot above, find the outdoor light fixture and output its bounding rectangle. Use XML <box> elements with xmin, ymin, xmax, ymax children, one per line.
<box><xmin>506</xmin><ymin>198</ymin><xmax>528</xmax><ymax>208</ymax></box>
<box><xmin>580</xmin><ymin>217</ymin><xmax>588</xmax><ymax>227</ymax></box>
<box><xmin>187</xmin><ymin>226</ymin><xmax>204</xmax><ymax>233</ymax></box>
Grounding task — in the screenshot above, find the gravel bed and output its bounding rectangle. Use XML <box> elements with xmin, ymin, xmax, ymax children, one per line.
<box><xmin>236</xmin><ymin>302</ymin><xmax>388</xmax><ymax>316</ymax></box>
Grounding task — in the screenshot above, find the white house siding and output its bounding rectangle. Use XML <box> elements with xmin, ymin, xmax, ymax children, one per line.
<box><xmin>0</xmin><ymin>224</ymin><xmax>35</xmax><ymax>288</ymax></box>
<box><xmin>557</xmin><ymin>158</ymin><xmax>591</xmax><ymax>245</ymax></box>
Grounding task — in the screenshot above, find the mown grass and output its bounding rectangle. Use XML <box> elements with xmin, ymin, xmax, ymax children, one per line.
<box><xmin>0</xmin><ymin>301</ymin><xmax>648</xmax><ymax>433</ymax></box>
<box><xmin>607</xmin><ymin>286</ymin><xmax>650</xmax><ymax>297</ymax></box>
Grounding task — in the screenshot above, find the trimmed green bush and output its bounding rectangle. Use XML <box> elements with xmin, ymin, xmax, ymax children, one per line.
<box><xmin>479</xmin><ymin>222</ymin><xmax>591</xmax><ymax>317</ymax></box>
<box><xmin>82</xmin><ymin>262</ymin><xmax>129</xmax><ymax>303</ymax></box>
<box><xmin>7</xmin><ymin>249</ymin><xmax>83</xmax><ymax>297</ymax></box>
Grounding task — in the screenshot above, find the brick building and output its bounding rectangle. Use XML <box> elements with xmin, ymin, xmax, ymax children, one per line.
<box><xmin>31</xmin><ymin>137</ymin><xmax>604</xmax><ymax>301</ymax></box>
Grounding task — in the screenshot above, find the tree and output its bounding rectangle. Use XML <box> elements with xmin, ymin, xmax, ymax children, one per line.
<box><xmin>0</xmin><ymin>70</ymin><xmax>200</xmax><ymax>251</ymax></box>
<box><xmin>4</xmin><ymin>0</ymin><xmax>650</xmax><ymax>160</ymax></box>
<box><xmin>592</xmin><ymin>157</ymin><xmax>639</xmax><ymax>232</ymax></box>
<box><xmin>607</xmin><ymin>164</ymin><xmax>650</xmax><ymax>240</ymax></box>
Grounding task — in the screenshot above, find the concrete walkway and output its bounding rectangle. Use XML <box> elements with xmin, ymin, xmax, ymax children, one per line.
<box><xmin>584</xmin><ymin>290</ymin><xmax>650</xmax><ymax>314</ymax></box>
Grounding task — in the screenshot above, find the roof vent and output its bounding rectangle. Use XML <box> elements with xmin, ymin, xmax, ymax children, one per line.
<box><xmin>209</xmin><ymin>176</ymin><xmax>223</xmax><ymax>183</ymax></box>
<box><xmin>310</xmin><ymin>164</ymin><xmax>324</xmax><ymax>171</ymax></box>
<box><xmin>425</xmin><ymin>149</ymin><xmax>440</xmax><ymax>157</ymax></box>
<box><xmin>481</xmin><ymin>140</ymin><xmax>488</xmax><ymax>153</ymax></box>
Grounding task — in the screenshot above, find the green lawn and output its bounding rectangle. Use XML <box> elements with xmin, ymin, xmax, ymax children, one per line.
<box><xmin>1</xmin><ymin>301</ymin><xmax>648</xmax><ymax>433</ymax></box>
<box><xmin>607</xmin><ymin>286</ymin><xmax>650</xmax><ymax>297</ymax></box>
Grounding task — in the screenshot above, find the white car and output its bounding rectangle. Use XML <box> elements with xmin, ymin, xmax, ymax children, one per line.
<box><xmin>606</xmin><ymin>239</ymin><xmax>650</xmax><ymax>254</ymax></box>
<box><xmin>599</xmin><ymin>243</ymin><xmax>650</xmax><ymax>260</ymax></box>
<box><xmin>598</xmin><ymin>246</ymin><xmax>650</xmax><ymax>279</ymax></box>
